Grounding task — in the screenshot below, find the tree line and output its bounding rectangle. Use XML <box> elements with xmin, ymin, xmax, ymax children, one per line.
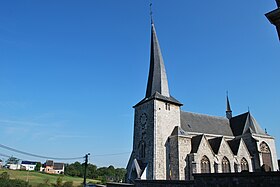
<box><xmin>64</xmin><ymin>162</ymin><xmax>126</xmax><ymax>184</ymax></box>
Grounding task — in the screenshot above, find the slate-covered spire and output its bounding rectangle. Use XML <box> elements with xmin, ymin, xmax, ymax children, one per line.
<box><xmin>145</xmin><ymin>23</ymin><xmax>170</xmax><ymax>98</ymax></box>
<box><xmin>226</xmin><ymin>93</ymin><xmax>232</xmax><ymax>119</ymax></box>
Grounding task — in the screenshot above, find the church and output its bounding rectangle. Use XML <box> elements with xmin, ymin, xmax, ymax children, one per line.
<box><xmin>126</xmin><ymin>22</ymin><xmax>279</xmax><ymax>182</ymax></box>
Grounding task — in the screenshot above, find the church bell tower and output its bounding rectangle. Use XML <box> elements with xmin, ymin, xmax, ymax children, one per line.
<box><xmin>126</xmin><ymin>22</ymin><xmax>182</xmax><ymax>182</ymax></box>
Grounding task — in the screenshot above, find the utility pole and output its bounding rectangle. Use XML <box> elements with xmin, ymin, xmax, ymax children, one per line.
<box><xmin>83</xmin><ymin>153</ymin><xmax>90</xmax><ymax>187</ymax></box>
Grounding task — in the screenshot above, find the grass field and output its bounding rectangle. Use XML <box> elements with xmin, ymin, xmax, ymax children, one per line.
<box><xmin>0</xmin><ymin>169</ymin><xmax>101</xmax><ymax>187</ymax></box>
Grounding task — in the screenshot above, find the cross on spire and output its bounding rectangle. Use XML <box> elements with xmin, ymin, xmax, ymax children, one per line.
<box><xmin>150</xmin><ymin>2</ymin><xmax>154</xmax><ymax>24</ymax></box>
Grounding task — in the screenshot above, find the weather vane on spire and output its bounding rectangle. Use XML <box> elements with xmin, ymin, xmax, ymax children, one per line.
<box><xmin>150</xmin><ymin>1</ymin><xmax>154</xmax><ymax>24</ymax></box>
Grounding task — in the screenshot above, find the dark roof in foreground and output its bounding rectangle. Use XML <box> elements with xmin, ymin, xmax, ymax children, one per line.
<box><xmin>227</xmin><ymin>139</ymin><xmax>241</xmax><ymax>155</ymax></box>
<box><xmin>181</xmin><ymin>111</ymin><xmax>233</xmax><ymax>136</ymax></box>
<box><xmin>230</xmin><ymin>112</ymin><xmax>266</xmax><ymax>136</ymax></box>
<box><xmin>191</xmin><ymin>135</ymin><xmax>203</xmax><ymax>153</ymax></box>
<box><xmin>208</xmin><ymin>137</ymin><xmax>223</xmax><ymax>154</ymax></box>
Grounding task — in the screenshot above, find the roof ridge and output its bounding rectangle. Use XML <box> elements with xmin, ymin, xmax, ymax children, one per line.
<box><xmin>181</xmin><ymin>110</ymin><xmax>228</xmax><ymax>120</ymax></box>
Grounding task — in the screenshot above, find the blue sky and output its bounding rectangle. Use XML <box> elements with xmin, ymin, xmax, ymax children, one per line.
<box><xmin>0</xmin><ymin>1</ymin><xmax>279</xmax><ymax>167</ymax></box>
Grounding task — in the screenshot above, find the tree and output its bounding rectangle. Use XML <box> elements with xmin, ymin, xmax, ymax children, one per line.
<box><xmin>6</xmin><ymin>156</ymin><xmax>19</xmax><ymax>164</ymax></box>
<box><xmin>35</xmin><ymin>162</ymin><xmax>42</xmax><ymax>171</ymax></box>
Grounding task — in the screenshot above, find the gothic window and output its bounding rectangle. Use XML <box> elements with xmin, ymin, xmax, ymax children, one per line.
<box><xmin>241</xmin><ymin>158</ymin><xmax>249</xmax><ymax>171</ymax></box>
<box><xmin>260</xmin><ymin>142</ymin><xmax>272</xmax><ymax>171</ymax></box>
<box><xmin>200</xmin><ymin>155</ymin><xmax>211</xmax><ymax>173</ymax></box>
<box><xmin>222</xmin><ymin>157</ymin><xmax>231</xmax><ymax>173</ymax></box>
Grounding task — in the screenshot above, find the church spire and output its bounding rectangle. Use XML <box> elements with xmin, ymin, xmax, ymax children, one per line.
<box><xmin>145</xmin><ymin>23</ymin><xmax>170</xmax><ymax>98</ymax></box>
<box><xmin>226</xmin><ymin>92</ymin><xmax>232</xmax><ymax>119</ymax></box>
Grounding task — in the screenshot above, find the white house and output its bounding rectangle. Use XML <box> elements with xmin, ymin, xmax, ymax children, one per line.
<box><xmin>21</xmin><ymin>161</ymin><xmax>38</xmax><ymax>171</ymax></box>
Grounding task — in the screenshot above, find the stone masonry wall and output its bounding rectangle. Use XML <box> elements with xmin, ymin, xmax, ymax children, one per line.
<box><xmin>153</xmin><ymin>100</ymin><xmax>181</xmax><ymax>179</ymax></box>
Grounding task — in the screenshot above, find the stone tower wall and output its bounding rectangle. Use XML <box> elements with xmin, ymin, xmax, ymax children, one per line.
<box><xmin>153</xmin><ymin>100</ymin><xmax>181</xmax><ymax>179</ymax></box>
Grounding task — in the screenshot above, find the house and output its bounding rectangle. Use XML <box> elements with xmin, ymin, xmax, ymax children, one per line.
<box><xmin>43</xmin><ymin>160</ymin><xmax>64</xmax><ymax>174</ymax></box>
<box><xmin>21</xmin><ymin>161</ymin><xmax>38</xmax><ymax>171</ymax></box>
<box><xmin>7</xmin><ymin>163</ymin><xmax>21</xmax><ymax>170</ymax></box>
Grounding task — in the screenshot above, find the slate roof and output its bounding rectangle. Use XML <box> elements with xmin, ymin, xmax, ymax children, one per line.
<box><xmin>146</xmin><ymin>23</ymin><xmax>170</xmax><ymax>98</ymax></box>
<box><xmin>180</xmin><ymin>111</ymin><xmax>233</xmax><ymax>136</ymax></box>
<box><xmin>227</xmin><ymin>139</ymin><xmax>241</xmax><ymax>155</ymax></box>
<box><xmin>171</xmin><ymin>126</ymin><xmax>187</xmax><ymax>136</ymax></box>
<box><xmin>208</xmin><ymin>137</ymin><xmax>223</xmax><ymax>154</ymax></box>
<box><xmin>191</xmin><ymin>135</ymin><xmax>203</xmax><ymax>153</ymax></box>
<box><xmin>134</xmin><ymin>92</ymin><xmax>182</xmax><ymax>107</ymax></box>
<box><xmin>230</xmin><ymin>112</ymin><xmax>248</xmax><ymax>136</ymax></box>
<box><xmin>230</xmin><ymin>112</ymin><xmax>266</xmax><ymax>136</ymax></box>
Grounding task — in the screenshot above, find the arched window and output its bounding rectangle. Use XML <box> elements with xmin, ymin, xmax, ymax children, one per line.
<box><xmin>241</xmin><ymin>158</ymin><xmax>249</xmax><ymax>171</ymax></box>
<box><xmin>222</xmin><ymin>157</ymin><xmax>231</xmax><ymax>173</ymax></box>
<box><xmin>260</xmin><ymin>142</ymin><xmax>272</xmax><ymax>171</ymax></box>
<box><xmin>200</xmin><ymin>155</ymin><xmax>211</xmax><ymax>173</ymax></box>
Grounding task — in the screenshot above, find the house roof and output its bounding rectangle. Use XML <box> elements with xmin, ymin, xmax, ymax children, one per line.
<box><xmin>45</xmin><ymin>160</ymin><xmax>54</xmax><ymax>167</ymax></box>
<box><xmin>208</xmin><ymin>137</ymin><xmax>223</xmax><ymax>154</ymax></box>
<box><xmin>21</xmin><ymin>161</ymin><xmax>38</xmax><ymax>165</ymax></box>
<box><xmin>181</xmin><ymin>111</ymin><xmax>233</xmax><ymax>136</ymax></box>
<box><xmin>53</xmin><ymin>163</ymin><xmax>64</xmax><ymax>170</ymax></box>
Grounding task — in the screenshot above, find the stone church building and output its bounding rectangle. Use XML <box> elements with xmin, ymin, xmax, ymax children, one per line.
<box><xmin>126</xmin><ymin>22</ymin><xmax>279</xmax><ymax>182</ymax></box>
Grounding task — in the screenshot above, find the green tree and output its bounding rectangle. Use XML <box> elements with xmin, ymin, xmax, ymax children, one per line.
<box><xmin>35</xmin><ymin>162</ymin><xmax>42</xmax><ymax>171</ymax></box>
<box><xmin>87</xmin><ymin>164</ymin><xmax>97</xmax><ymax>179</ymax></box>
<box><xmin>6</xmin><ymin>156</ymin><xmax>19</xmax><ymax>164</ymax></box>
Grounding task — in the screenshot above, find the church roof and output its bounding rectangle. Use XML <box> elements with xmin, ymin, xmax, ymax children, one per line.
<box><xmin>208</xmin><ymin>137</ymin><xmax>223</xmax><ymax>154</ymax></box>
<box><xmin>171</xmin><ymin>126</ymin><xmax>187</xmax><ymax>136</ymax></box>
<box><xmin>146</xmin><ymin>23</ymin><xmax>170</xmax><ymax>98</ymax></box>
<box><xmin>226</xmin><ymin>95</ymin><xmax>232</xmax><ymax>112</ymax></box>
<box><xmin>180</xmin><ymin>111</ymin><xmax>233</xmax><ymax>136</ymax></box>
<box><xmin>191</xmin><ymin>135</ymin><xmax>203</xmax><ymax>153</ymax></box>
<box><xmin>134</xmin><ymin>91</ymin><xmax>182</xmax><ymax>107</ymax></box>
<box><xmin>230</xmin><ymin>112</ymin><xmax>266</xmax><ymax>136</ymax></box>
<box><xmin>227</xmin><ymin>138</ymin><xmax>241</xmax><ymax>155</ymax></box>
<box><xmin>134</xmin><ymin>23</ymin><xmax>182</xmax><ymax>108</ymax></box>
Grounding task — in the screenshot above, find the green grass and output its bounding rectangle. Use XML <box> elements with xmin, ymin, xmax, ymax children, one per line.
<box><xmin>0</xmin><ymin>169</ymin><xmax>100</xmax><ymax>187</ymax></box>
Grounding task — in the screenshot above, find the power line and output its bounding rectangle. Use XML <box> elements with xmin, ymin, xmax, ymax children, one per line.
<box><xmin>91</xmin><ymin>152</ymin><xmax>130</xmax><ymax>157</ymax></box>
<box><xmin>0</xmin><ymin>143</ymin><xmax>84</xmax><ymax>160</ymax></box>
<box><xmin>0</xmin><ymin>143</ymin><xmax>130</xmax><ymax>160</ymax></box>
<box><xmin>0</xmin><ymin>152</ymin><xmax>10</xmax><ymax>158</ymax></box>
